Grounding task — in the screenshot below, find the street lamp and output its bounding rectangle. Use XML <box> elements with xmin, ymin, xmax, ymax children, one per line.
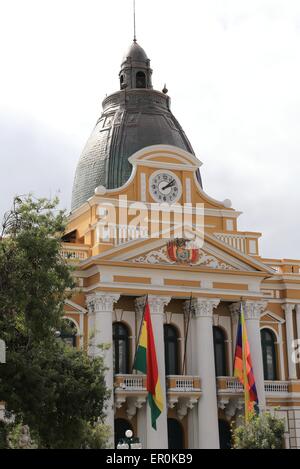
<box><xmin>117</xmin><ymin>429</ymin><xmax>142</xmax><ymax>449</ymax></box>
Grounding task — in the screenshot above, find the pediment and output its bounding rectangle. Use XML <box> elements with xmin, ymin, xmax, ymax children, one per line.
<box><xmin>128</xmin><ymin>144</ymin><xmax>202</xmax><ymax>171</ymax></box>
<box><xmin>129</xmin><ymin>244</ymin><xmax>236</xmax><ymax>270</ymax></box>
<box><xmin>64</xmin><ymin>300</ymin><xmax>87</xmax><ymax>315</ymax></box>
<box><xmin>261</xmin><ymin>311</ymin><xmax>285</xmax><ymax>324</ymax></box>
<box><xmin>94</xmin><ymin>226</ymin><xmax>275</xmax><ymax>274</ymax></box>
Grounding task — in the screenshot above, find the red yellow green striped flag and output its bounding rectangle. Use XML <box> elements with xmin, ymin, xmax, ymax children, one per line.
<box><xmin>234</xmin><ymin>303</ymin><xmax>259</xmax><ymax>421</ymax></box>
<box><xmin>133</xmin><ymin>299</ymin><xmax>163</xmax><ymax>430</ymax></box>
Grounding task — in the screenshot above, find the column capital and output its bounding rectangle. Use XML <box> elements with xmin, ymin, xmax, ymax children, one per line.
<box><xmin>282</xmin><ymin>303</ymin><xmax>296</xmax><ymax>315</ymax></box>
<box><xmin>86</xmin><ymin>292</ymin><xmax>120</xmax><ymax>313</ymax></box>
<box><xmin>229</xmin><ymin>300</ymin><xmax>267</xmax><ymax>320</ymax></box>
<box><xmin>135</xmin><ymin>296</ymin><xmax>147</xmax><ymax>316</ymax></box>
<box><xmin>135</xmin><ymin>295</ymin><xmax>171</xmax><ymax>316</ymax></box>
<box><xmin>229</xmin><ymin>302</ymin><xmax>241</xmax><ymax>320</ymax></box>
<box><xmin>148</xmin><ymin>295</ymin><xmax>171</xmax><ymax>315</ymax></box>
<box><xmin>192</xmin><ymin>298</ymin><xmax>220</xmax><ymax>319</ymax></box>
<box><xmin>295</xmin><ymin>304</ymin><xmax>300</xmax><ymax>314</ymax></box>
<box><xmin>243</xmin><ymin>300</ymin><xmax>267</xmax><ymax>320</ymax></box>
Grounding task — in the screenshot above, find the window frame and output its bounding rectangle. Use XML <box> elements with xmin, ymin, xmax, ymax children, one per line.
<box><xmin>113</xmin><ymin>322</ymin><xmax>130</xmax><ymax>375</ymax></box>
<box><xmin>213</xmin><ymin>326</ymin><xmax>227</xmax><ymax>377</ymax></box>
<box><xmin>164</xmin><ymin>324</ymin><xmax>180</xmax><ymax>376</ymax></box>
<box><xmin>261</xmin><ymin>328</ymin><xmax>278</xmax><ymax>381</ymax></box>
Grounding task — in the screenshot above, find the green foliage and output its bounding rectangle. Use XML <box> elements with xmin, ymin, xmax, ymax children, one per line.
<box><xmin>0</xmin><ymin>421</ymin><xmax>9</xmax><ymax>449</ymax></box>
<box><xmin>6</xmin><ymin>422</ymin><xmax>38</xmax><ymax>449</ymax></box>
<box><xmin>0</xmin><ymin>196</ymin><xmax>110</xmax><ymax>448</ymax></box>
<box><xmin>232</xmin><ymin>411</ymin><xmax>285</xmax><ymax>449</ymax></box>
<box><xmin>0</xmin><ymin>195</ymin><xmax>75</xmax><ymax>345</ymax></box>
<box><xmin>80</xmin><ymin>422</ymin><xmax>112</xmax><ymax>449</ymax></box>
<box><xmin>1</xmin><ymin>342</ymin><xmax>110</xmax><ymax>448</ymax></box>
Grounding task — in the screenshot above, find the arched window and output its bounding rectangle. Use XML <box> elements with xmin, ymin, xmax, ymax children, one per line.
<box><xmin>61</xmin><ymin>318</ymin><xmax>78</xmax><ymax>347</ymax></box>
<box><xmin>136</xmin><ymin>71</ymin><xmax>146</xmax><ymax>88</ymax></box>
<box><xmin>261</xmin><ymin>328</ymin><xmax>277</xmax><ymax>380</ymax></box>
<box><xmin>168</xmin><ymin>418</ymin><xmax>184</xmax><ymax>449</ymax></box>
<box><xmin>213</xmin><ymin>326</ymin><xmax>227</xmax><ymax>376</ymax></box>
<box><xmin>114</xmin><ymin>418</ymin><xmax>133</xmax><ymax>448</ymax></box>
<box><xmin>113</xmin><ymin>322</ymin><xmax>130</xmax><ymax>374</ymax></box>
<box><xmin>164</xmin><ymin>324</ymin><xmax>180</xmax><ymax>375</ymax></box>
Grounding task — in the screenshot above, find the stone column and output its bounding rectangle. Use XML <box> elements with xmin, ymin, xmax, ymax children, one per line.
<box><xmin>191</xmin><ymin>297</ymin><xmax>220</xmax><ymax>449</ymax></box>
<box><xmin>282</xmin><ymin>303</ymin><xmax>297</xmax><ymax>380</ymax></box>
<box><xmin>295</xmin><ymin>304</ymin><xmax>300</xmax><ymax>342</ymax></box>
<box><xmin>135</xmin><ymin>295</ymin><xmax>171</xmax><ymax>449</ymax></box>
<box><xmin>230</xmin><ymin>301</ymin><xmax>267</xmax><ymax>410</ymax></box>
<box><xmin>86</xmin><ymin>292</ymin><xmax>120</xmax><ymax>447</ymax></box>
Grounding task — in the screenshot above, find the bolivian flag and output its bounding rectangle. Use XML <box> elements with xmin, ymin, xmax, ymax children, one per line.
<box><xmin>133</xmin><ymin>300</ymin><xmax>163</xmax><ymax>430</ymax></box>
<box><xmin>234</xmin><ymin>303</ymin><xmax>259</xmax><ymax>421</ymax></box>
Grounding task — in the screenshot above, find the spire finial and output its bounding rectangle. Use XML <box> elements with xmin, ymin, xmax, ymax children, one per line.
<box><xmin>133</xmin><ymin>0</ymin><xmax>137</xmax><ymax>42</ymax></box>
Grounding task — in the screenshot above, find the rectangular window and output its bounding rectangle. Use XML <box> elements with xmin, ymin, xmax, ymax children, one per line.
<box><xmin>249</xmin><ymin>240</ymin><xmax>257</xmax><ymax>255</ymax></box>
<box><xmin>225</xmin><ymin>219</ymin><xmax>234</xmax><ymax>231</ymax></box>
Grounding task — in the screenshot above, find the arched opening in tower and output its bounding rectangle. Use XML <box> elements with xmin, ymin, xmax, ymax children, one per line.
<box><xmin>136</xmin><ymin>71</ymin><xmax>146</xmax><ymax>88</ymax></box>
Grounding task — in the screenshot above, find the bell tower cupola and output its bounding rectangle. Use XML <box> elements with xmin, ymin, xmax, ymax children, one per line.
<box><xmin>119</xmin><ymin>40</ymin><xmax>153</xmax><ymax>90</ymax></box>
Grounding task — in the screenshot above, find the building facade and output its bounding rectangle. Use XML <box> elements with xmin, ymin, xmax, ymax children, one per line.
<box><xmin>62</xmin><ymin>40</ymin><xmax>300</xmax><ymax>449</ymax></box>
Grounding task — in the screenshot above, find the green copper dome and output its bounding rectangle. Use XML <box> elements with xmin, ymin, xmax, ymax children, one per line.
<box><xmin>71</xmin><ymin>42</ymin><xmax>201</xmax><ymax>212</ymax></box>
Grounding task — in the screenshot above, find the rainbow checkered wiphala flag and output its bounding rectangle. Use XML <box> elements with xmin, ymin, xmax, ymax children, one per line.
<box><xmin>233</xmin><ymin>304</ymin><xmax>259</xmax><ymax>420</ymax></box>
<box><xmin>133</xmin><ymin>300</ymin><xmax>163</xmax><ymax>430</ymax></box>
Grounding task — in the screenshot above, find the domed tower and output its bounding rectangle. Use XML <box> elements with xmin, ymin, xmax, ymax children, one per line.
<box><xmin>71</xmin><ymin>40</ymin><xmax>202</xmax><ymax>212</ymax></box>
<box><xmin>119</xmin><ymin>41</ymin><xmax>153</xmax><ymax>90</ymax></box>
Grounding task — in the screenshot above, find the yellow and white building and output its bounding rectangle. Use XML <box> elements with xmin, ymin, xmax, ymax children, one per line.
<box><xmin>61</xmin><ymin>39</ymin><xmax>300</xmax><ymax>449</ymax></box>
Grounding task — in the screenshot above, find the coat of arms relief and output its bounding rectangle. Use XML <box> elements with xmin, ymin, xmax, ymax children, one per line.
<box><xmin>131</xmin><ymin>239</ymin><xmax>235</xmax><ymax>270</ymax></box>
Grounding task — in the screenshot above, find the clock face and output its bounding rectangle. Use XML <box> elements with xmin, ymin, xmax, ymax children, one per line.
<box><xmin>149</xmin><ymin>171</ymin><xmax>182</xmax><ymax>203</ymax></box>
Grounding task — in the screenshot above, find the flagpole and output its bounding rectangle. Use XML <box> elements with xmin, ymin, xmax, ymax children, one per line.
<box><xmin>132</xmin><ymin>294</ymin><xmax>148</xmax><ymax>373</ymax></box>
<box><xmin>181</xmin><ymin>293</ymin><xmax>192</xmax><ymax>375</ymax></box>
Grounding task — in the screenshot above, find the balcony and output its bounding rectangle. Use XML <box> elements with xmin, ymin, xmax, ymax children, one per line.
<box><xmin>217</xmin><ymin>376</ymin><xmax>290</xmax><ymax>395</ymax></box>
<box><xmin>114</xmin><ymin>374</ymin><xmax>147</xmax><ymax>419</ymax></box>
<box><xmin>217</xmin><ymin>377</ymin><xmax>292</xmax><ymax>416</ymax></box>
<box><xmin>114</xmin><ymin>374</ymin><xmax>201</xmax><ymax>420</ymax></box>
<box><xmin>265</xmin><ymin>380</ymin><xmax>289</xmax><ymax>394</ymax></box>
<box><xmin>217</xmin><ymin>376</ymin><xmax>243</xmax><ymax>395</ymax></box>
<box><xmin>167</xmin><ymin>375</ymin><xmax>202</xmax><ymax>419</ymax></box>
<box><xmin>60</xmin><ymin>243</ymin><xmax>90</xmax><ymax>263</ymax></box>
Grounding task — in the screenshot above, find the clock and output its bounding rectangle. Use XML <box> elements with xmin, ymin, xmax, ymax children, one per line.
<box><xmin>149</xmin><ymin>170</ymin><xmax>182</xmax><ymax>203</ymax></box>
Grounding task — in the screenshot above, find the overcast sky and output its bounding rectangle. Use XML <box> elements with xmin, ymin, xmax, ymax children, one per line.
<box><xmin>1</xmin><ymin>0</ymin><xmax>300</xmax><ymax>259</ymax></box>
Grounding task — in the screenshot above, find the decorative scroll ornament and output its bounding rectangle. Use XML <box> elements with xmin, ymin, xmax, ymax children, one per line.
<box><xmin>167</xmin><ymin>238</ymin><xmax>199</xmax><ymax>264</ymax></box>
<box><xmin>131</xmin><ymin>242</ymin><xmax>235</xmax><ymax>270</ymax></box>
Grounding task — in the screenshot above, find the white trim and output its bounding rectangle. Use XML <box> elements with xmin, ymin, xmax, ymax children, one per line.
<box><xmin>82</xmin><ymin>281</ymin><xmax>263</xmax><ymax>297</ymax></box>
<box><xmin>62</xmin><ymin>315</ymin><xmax>80</xmax><ymax>334</ymax></box>
<box><xmin>186</xmin><ymin>177</ymin><xmax>191</xmax><ymax>203</ymax></box>
<box><xmin>260</xmin><ymin>325</ymin><xmax>279</xmax><ymax>341</ymax></box>
<box><xmin>65</xmin><ymin>299</ymin><xmax>87</xmax><ymax>314</ymax></box>
<box><xmin>261</xmin><ymin>310</ymin><xmax>285</xmax><ymax>324</ymax></box>
<box><xmin>140</xmin><ymin>173</ymin><xmax>146</xmax><ymax>202</ymax></box>
<box><xmin>128</xmin><ymin>144</ymin><xmax>202</xmax><ymax>168</ymax></box>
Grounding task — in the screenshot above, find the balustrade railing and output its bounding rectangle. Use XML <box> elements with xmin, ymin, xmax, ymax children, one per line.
<box><xmin>217</xmin><ymin>377</ymin><xmax>289</xmax><ymax>394</ymax></box>
<box><xmin>61</xmin><ymin>244</ymin><xmax>89</xmax><ymax>262</ymax></box>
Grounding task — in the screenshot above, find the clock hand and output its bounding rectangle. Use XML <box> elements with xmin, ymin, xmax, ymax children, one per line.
<box><xmin>162</xmin><ymin>179</ymin><xmax>175</xmax><ymax>191</ymax></box>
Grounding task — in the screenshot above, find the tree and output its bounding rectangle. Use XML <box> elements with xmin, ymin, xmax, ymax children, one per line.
<box><xmin>232</xmin><ymin>411</ymin><xmax>285</xmax><ymax>449</ymax></box>
<box><xmin>0</xmin><ymin>196</ymin><xmax>110</xmax><ymax>448</ymax></box>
